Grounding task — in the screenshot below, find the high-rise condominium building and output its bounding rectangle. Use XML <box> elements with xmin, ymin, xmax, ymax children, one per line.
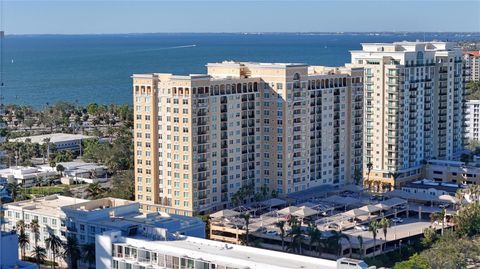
<box><xmin>350</xmin><ymin>41</ymin><xmax>465</xmax><ymax>192</ymax></box>
<box><xmin>133</xmin><ymin>62</ymin><xmax>363</xmax><ymax>215</ymax></box>
<box><xmin>464</xmin><ymin>51</ymin><xmax>480</xmax><ymax>82</ymax></box>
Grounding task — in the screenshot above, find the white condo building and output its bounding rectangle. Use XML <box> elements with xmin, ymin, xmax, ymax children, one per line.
<box><xmin>350</xmin><ymin>41</ymin><xmax>465</xmax><ymax>191</ymax></box>
<box><xmin>3</xmin><ymin>195</ymin><xmax>88</xmax><ymax>265</ymax></box>
<box><xmin>466</xmin><ymin>100</ymin><xmax>480</xmax><ymax>141</ymax></box>
<box><xmin>96</xmin><ymin>230</ymin><xmax>368</xmax><ymax>269</ymax></box>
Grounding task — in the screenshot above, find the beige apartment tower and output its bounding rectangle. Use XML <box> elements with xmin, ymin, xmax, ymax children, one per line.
<box><xmin>350</xmin><ymin>41</ymin><xmax>465</xmax><ymax>192</ymax></box>
<box><xmin>133</xmin><ymin>62</ymin><xmax>363</xmax><ymax>215</ymax></box>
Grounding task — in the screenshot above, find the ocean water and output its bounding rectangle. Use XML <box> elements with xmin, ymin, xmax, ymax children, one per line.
<box><xmin>2</xmin><ymin>32</ymin><xmax>479</xmax><ymax>108</ymax></box>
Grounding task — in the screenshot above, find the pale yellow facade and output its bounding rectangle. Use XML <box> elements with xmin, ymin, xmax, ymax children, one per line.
<box><xmin>133</xmin><ymin>61</ymin><xmax>363</xmax><ymax>215</ymax></box>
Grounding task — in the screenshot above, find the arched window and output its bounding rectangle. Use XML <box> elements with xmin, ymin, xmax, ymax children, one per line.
<box><xmin>293</xmin><ymin>73</ymin><xmax>300</xmax><ymax>80</ymax></box>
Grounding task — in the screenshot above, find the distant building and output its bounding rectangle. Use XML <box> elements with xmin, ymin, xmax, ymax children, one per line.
<box><xmin>3</xmin><ymin>195</ymin><xmax>88</xmax><ymax>266</ymax></box>
<box><xmin>133</xmin><ymin>62</ymin><xmax>363</xmax><ymax>216</ymax></box>
<box><xmin>423</xmin><ymin>159</ymin><xmax>480</xmax><ymax>185</ymax></box>
<box><xmin>464</xmin><ymin>51</ymin><xmax>480</xmax><ymax>82</ymax></box>
<box><xmin>401</xmin><ymin>179</ymin><xmax>464</xmax><ymax>196</ymax></box>
<box><xmin>0</xmin><ymin>166</ymin><xmax>57</xmax><ymax>187</ymax></box>
<box><xmin>350</xmin><ymin>41</ymin><xmax>465</xmax><ymax>191</ymax></box>
<box><xmin>466</xmin><ymin>100</ymin><xmax>480</xmax><ymax>141</ymax></box>
<box><xmin>39</xmin><ymin>161</ymin><xmax>108</xmax><ymax>184</ymax></box>
<box><xmin>10</xmin><ymin>133</ymin><xmax>96</xmax><ymax>153</ymax></box>
<box><xmin>96</xmin><ymin>230</ymin><xmax>368</xmax><ymax>269</ymax></box>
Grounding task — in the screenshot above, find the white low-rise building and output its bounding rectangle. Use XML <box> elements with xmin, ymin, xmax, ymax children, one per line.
<box><xmin>466</xmin><ymin>100</ymin><xmax>480</xmax><ymax>141</ymax></box>
<box><xmin>61</xmin><ymin>198</ymin><xmax>205</xmax><ymax>245</ymax></box>
<box><xmin>10</xmin><ymin>133</ymin><xmax>96</xmax><ymax>153</ymax></box>
<box><xmin>3</xmin><ymin>195</ymin><xmax>88</xmax><ymax>265</ymax></box>
<box><xmin>96</xmin><ymin>230</ymin><xmax>368</xmax><ymax>269</ymax></box>
<box><xmin>0</xmin><ymin>166</ymin><xmax>57</xmax><ymax>187</ymax></box>
<box><xmin>39</xmin><ymin>161</ymin><xmax>108</xmax><ymax>184</ymax></box>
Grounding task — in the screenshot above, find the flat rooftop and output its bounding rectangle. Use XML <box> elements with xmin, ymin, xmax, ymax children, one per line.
<box><xmin>5</xmin><ymin>195</ymin><xmax>88</xmax><ymax>217</ymax></box>
<box><xmin>119</xmin><ymin>235</ymin><xmax>337</xmax><ymax>269</ymax></box>
<box><xmin>10</xmin><ymin>133</ymin><xmax>96</xmax><ymax>144</ymax></box>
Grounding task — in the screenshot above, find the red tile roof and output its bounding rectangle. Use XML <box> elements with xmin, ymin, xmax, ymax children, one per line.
<box><xmin>464</xmin><ymin>51</ymin><xmax>480</xmax><ymax>57</ymax></box>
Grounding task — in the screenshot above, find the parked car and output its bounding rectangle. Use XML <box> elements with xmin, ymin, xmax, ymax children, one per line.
<box><xmin>391</xmin><ymin>217</ymin><xmax>403</xmax><ymax>223</ymax></box>
<box><xmin>354</xmin><ymin>225</ymin><xmax>368</xmax><ymax>231</ymax></box>
<box><xmin>327</xmin><ymin>223</ymin><xmax>340</xmax><ymax>230</ymax></box>
<box><xmin>439</xmin><ymin>204</ymin><xmax>450</xmax><ymax>209</ymax></box>
<box><xmin>265</xmin><ymin>230</ymin><xmax>278</xmax><ymax>236</ymax></box>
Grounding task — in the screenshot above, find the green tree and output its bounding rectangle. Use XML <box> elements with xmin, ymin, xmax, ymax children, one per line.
<box><xmin>85</xmin><ymin>182</ymin><xmax>107</xmax><ymax>199</ymax></box>
<box><xmin>454</xmin><ymin>202</ymin><xmax>480</xmax><ymax>237</ymax></box>
<box><xmin>56</xmin><ymin>164</ymin><xmax>65</xmax><ymax>177</ymax></box>
<box><xmin>430</xmin><ymin>208</ymin><xmax>446</xmax><ymax>235</ymax></box>
<box><xmin>369</xmin><ymin>220</ymin><xmax>380</xmax><ymax>257</ymax></box>
<box><xmin>18</xmin><ymin>227</ymin><xmax>29</xmax><ymax>260</ymax></box>
<box><xmin>306</xmin><ymin>223</ymin><xmax>322</xmax><ymax>256</ymax></box>
<box><xmin>466</xmin><ymin>81</ymin><xmax>480</xmax><ymax>100</ymax></box>
<box><xmin>421</xmin><ymin>227</ymin><xmax>437</xmax><ymax>247</ymax></box>
<box><xmin>45</xmin><ymin>231</ymin><xmax>62</xmax><ymax>269</ymax></box>
<box><xmin>357</xmin><ymin>235</ymin><xmax>364</xmax><ymax>259</ymax></box>
<box><xmin>287</xmin><ymin>216</ymin><xmax>303</xmax><ymax>254</ymax></box>
<box><xmin>31</xmin><ymin>246</ymin><xmax>47</xmax><ymax>267</ymax></box>
<box><xmin>275</xmin><ymin>220</ymin><xmax>287</xmax><ymax>251</ymax></box>
<box><xmin>30</xmin><ymin>219</ymin><xmax>40</xmax><ymax>248</ymax></box>
<box><xmin>394</xmin><ymin>253</ymin><xmax>431</xmax><ymax>269</ymax></box>
<box><xmin>81</xmin><ymin>243</ymin><xmax>96</xmax><ymax>269</ymax></box>
<box><xmin>241</xmin><ymin>213</ymin><xmax>251</xmax><ymax>246</ymax></box>
<box><xmin>380</xmin><ymin>217</ymin><xmax>391</xmax><ymax>251</ymax></box>
<box><xmin>63</xmin><ymin>236</ymin><xmax>80</xmax><ymax>269</ymax></box>
<box><xmin>86</xmin><ymin>103</ymin><xmax>99</xmax><ymax>115</ymax></box>
<box><xmin>105</xmin><ymin>170</ymin><xmax>134</xmax><ymax>200</ymax></box>
<box><xmin>7</xmin><ymin>182</ymin><xmax>21</xmax><ymax>201</ymax></box>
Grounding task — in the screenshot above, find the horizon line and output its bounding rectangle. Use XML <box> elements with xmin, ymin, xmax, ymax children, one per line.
<box><xmin>4</xmin><ymin>31</ymin><xmax>480</xmax><ymax>36</ymax></box>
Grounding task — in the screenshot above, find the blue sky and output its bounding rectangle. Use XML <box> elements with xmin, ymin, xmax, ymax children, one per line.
<box><xmin>3</xmin><ymin>0</ymin><xmax>480</xmax><ymax>34</ymax></box>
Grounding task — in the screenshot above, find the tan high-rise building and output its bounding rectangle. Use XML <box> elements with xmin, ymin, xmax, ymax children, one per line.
<box><xmin>133</xmin><ymin>62</ymin><xmax>363</xmax><ymax>215</ymax></box>
<box><xmin>350</xmin><ymin>41</ymin><xmax>466</xmax><ymax>191</ymax></box>
<box><xmin>463</xmin><ymin>51</ymin><xmax>480</xmax><ymax>82</ymax></box>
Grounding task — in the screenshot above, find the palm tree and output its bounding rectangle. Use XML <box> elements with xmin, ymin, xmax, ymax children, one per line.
<box><xmin>81</xmin><ymin>243</ymin><xmax>96</xmax><ymax>269</ymax></box>
<box><xmin>31</xmin><ymin>246</ymin><xmax>47</xmax><ymax>267</ymax></box>
<box><xmin>7</xmin><ymin>182</ymin><xmax>21</xmax><ymax>201</ymax></box>
<box><xmin>306</xmin><ymin>223</ymin><xmax>322</xmax><ymax>256</ymax></box>
<box><xmin>455</xmin><ymin>189</ymin><xmax>465</xmax><ymax>210</ymax></box>
<box><xmin>241</xmin><ymin>213</ymin><xmax>251</xmax><ymax>246</ymax></box>
<box><xmin>30</xmin><ymin>219</ymin><xmax>40</xmax><ymax>248</ymax></box>
<box><xmin>63</xmin><ymin>236</ymin><xmax>80</xmax><ymax>269</ymax></box>
<box><xmin>369</xmin><ymin>220</ymin><xmax>380</xmax><ymax>257</ymax></box>
<box><xmin>287</xmin><ymin>216</ymin><xmax>303</xmax><ymax>254</ymax></box>
<box><xmin>366</xmin><ymin>161</ymin><xmax>373</xmax><ymax>190</ymax></box>
<box><xmin>56</xmin><ymin>164</ymin><xmax>65</xmax><ymax>177</ymax></box>
<box><xmin>357</xmin><ymin>235</ymin><xmax>364</xmax><ymax>259</ymax></box>
<box><xmin>18</xmin><ymin>229</ymin><xmax>29</xmax><ymax>260</ymax></box>
<box><xmin>275</xmin><ymin>220</ymin><xmax>286</xmax><ymax>251</ymax></box>
<box><xmin>16</xmin><ymin>219</ymin><xmax>26</xmax><ymax>232</ymax></box>
<box><xmin>387</xmin><ymin>172</ymin><xmax>399</xmax><ymax>192</ymax></box>
<box><xmin>327</xmin><ymin>231</ymin><xmax>350</xmax><ymax>257</ymax></box>
<box><xmin>85</xmin><ymin>182</ymin><xmax>106</xmax><ymax>199</ymax></box>
<box><xmin>430</xmin><ymin>208</ymin><xmax>446</xmax><ymax>235</ymax></box>
<box><xmin>45</xmin><ymin>231</ymin><xmax>63</xmax><ymax>269</ymax></box>
<box><xmin>379</xmin><ymin>217</ymin><xmax>390</xmax><ymax>251</ymax></box>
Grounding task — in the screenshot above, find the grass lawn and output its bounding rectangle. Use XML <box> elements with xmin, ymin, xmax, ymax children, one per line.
<box><xmin>22</xmin><ymin>186</ymin><xmax>64</xmax><ymax>195</ymax></box>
